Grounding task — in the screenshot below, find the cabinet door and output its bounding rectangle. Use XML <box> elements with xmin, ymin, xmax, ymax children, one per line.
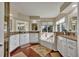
<box><xmin>20</xmin><ymin>34</ymin><xmax>29</xmax><ymax>46</ymax></box>
<box><xmin>30</xmin><ymin>33</ymin><xmax>38</xmax><ymax>43</ymax></box>
<box><xmin>67</xmin><ymin>45</ymin><xmax>77</xmax><ymax>57</ymax></box>
<box><xmin>15</xmin><ymin>35</ymin><xmax>19</xmax><ymax>48</ymax></box>
<box><xmin>57</xmin><ymin>36</ymin><xmax>62</xmax><ymax>54</ymax></box>
<box><xmin>57</xmin><ymin>36</ymin><xmax>67</xmax><ymax>56</ymax></box>
<box><xmin>59</xmin><ymin>38</ymin><xmax>63</xmax><ymax>55</ymax></box>
<box><xmin>67</xmin><ymin>39</ymin><xmax>77</xmax><ymax>57</ymax></box>
<box><xmin>57</xmin><ymin>37</ymin><xmax>60</xmax><ymax>51</ymax></box>
<box><xmin>34</xmin><ymin>33</ymin><xmax>39</xmax><ymax>41</ymax></box>
<box><xmin>19</xmin><ymin>34</ymin><xmax>25</xmax><ymax>45</ymax></box>
<box><xmin>23</xmin><ymin>34</ymin><xmax>29</xmax><ymax>44</ymax></box>
<box><xmin>10</xmin><ymin>35</ymin><xmax>16</xmax><ymax>52</ymax></box>
<box><xmin>62</xmin><ymin>38</ymin><xmax>67</xmax><ymax>57</ymax></box>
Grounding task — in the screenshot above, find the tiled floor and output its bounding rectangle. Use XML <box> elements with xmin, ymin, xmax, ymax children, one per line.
<box><xmin>10</xmin><ymin>43</ymin><xmax>62</xmax><ymax>57</ymax></box>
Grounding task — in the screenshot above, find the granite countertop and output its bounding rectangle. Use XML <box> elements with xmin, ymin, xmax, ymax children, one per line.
<box><xmin>60</xmin><ymin>35</ymin><xmax>77</xmax><ymax>41</ymax></box>
<box><xmin>4</xmin><ymin>31</ymin><xmax>40</xmax><ymax>39</ymax></box>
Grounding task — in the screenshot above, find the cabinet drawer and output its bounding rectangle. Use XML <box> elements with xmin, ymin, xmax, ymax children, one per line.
<box><xmin>67</xmin><ymin>46</ymin><xmax>77</xmax><ymax>57</ymax></box>
<box><xmin>67</xmin><ymin>39</ymin><xmax>77</xmax><ymax>57</ymax></box>
<box><xmin>57</xmin><ymin>36</ymin><xmax>62</xmax><ymax>40</ymax></box>
<box><xmin>67</xmin><ymin>39</ymin><xmax>77</xmax><ymax>47</ymax></box>
<box><xmin>10</xmin><ymin>35</ymin><xmax>16</xmax><ymax>39</ymax></box>
<box><xmin>62</xmin><ymin>38</ymin><xmax>67</xmax><ymax>43</ymax></box>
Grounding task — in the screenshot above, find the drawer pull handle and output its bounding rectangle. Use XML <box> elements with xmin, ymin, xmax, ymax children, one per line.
<box><xmin>0</xmin><ymin>44</ymin><xmax>3</xmax><ymax>46</ymax></box>
<box><xmin>69</xmin><ymin>46</ymin><xmax>73</xmax><ymax>49</ymax></box>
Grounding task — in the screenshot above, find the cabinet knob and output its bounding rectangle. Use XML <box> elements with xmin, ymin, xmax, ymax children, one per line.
<box><xmin>0</xmin><ymin>44</ymin><xmax>3</xmax><ymax>46</ymax></box>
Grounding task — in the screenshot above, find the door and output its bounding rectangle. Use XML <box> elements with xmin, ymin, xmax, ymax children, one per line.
<box><xmin>0</xmin><ymin>2</ymin><xmax>4</xmax><ymax>57</ymax></box>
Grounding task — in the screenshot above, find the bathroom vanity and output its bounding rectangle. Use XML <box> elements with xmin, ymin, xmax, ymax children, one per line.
<box><xmin>57</xmin><ymin>34</ymin><xmax>77</xmax><ymax>57</ymax></box>
<box><xmin>9</xmin><ymin>31</ymin><xmax>39</xmax><ymax>52</ymax></box>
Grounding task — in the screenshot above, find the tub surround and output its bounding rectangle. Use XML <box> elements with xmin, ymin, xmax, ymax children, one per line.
<box><xmin>40</xmin><ymin>32</ymin><xmax>64</xmax><ymax>51</ymax></box>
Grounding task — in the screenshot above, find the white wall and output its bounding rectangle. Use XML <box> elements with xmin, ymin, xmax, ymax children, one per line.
<box><xmin>10</xmin><ymin>12</ymin><xmax>30</xmax><ymax>32</ymax></box>
<box><xmin>0</xmin><ymin>2</ymin><xmax>4</xmax><ymax>57</ymax></box>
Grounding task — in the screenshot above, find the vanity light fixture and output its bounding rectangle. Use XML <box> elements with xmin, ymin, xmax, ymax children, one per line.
<box><xmin>32</xmin><ymin>20</ymin><xmax>37</xmax><ymax>23</ymax></box>
<box><xmin>32</xmin><ymin>20</ymin><xmax>40</xmax><ymax>23</ymax></box>
<box><xmin>72</xmin><ymin>4</ymin><xmax>77</xmax><ymax>8</ymax></box>
<box><xmin>10</xmin><ymin>14</ymin><xmax>13</xmax><ymax>16</ymax></box>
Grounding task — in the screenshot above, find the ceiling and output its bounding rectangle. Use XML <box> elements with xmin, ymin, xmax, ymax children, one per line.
<box><xmin>10</xmin><ymin>2</ymin><xmax>63</xmax><ymax>18</ymax></box>
<box><xmin>69</xmin><ymin>7</ymin><xmax>77</xmax><ymax>17</ymax></box>
<box><xmin>61</xmin><ymin>2</ymin><xmax>77</xmax><ymax>17</ymax></box>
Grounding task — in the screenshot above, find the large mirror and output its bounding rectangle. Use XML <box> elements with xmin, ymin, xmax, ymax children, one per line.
<box><xmin>68</xmin><ymin>7</ymin><xmax>77</xmax><ymax>32</ymax></box>
<box><xmin>56</xmin><ymin>17</ymin><xmax>66</xmax><ymax>32</ymax></box>
<box><xmin>69</xmin><ymin>17</ymin><xmax>77</xmax><ymax>32</ymax></box>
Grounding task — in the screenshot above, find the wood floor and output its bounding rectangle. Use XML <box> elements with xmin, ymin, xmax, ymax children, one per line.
<box><xmin>10</xmin><ymin>43</ymin><xmax>62</xmax><ymax>57</ymax></box>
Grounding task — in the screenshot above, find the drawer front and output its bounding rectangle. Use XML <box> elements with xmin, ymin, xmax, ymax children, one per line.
<box><xmin>67</xmin><ymin>39</ymin><xmax>77</xmax><ymax>57</ymax></box>
<box><xmin>62</xmin><ymin>38</ymin><xmax>67</xmax><ymax>44</ymax></box>
<box><xmin>62</xmin><ymin>44</ymin><xmax>67</xmax><ymax>56</ymax></box>
<box><xmin>67</xmin><ymin>46</ymin><xmax>77</xmax><ymax>57</ymax></box>
<box><xmin>10</xmin><ymin>35</ymin><xmax>16</xmax><ymax>40</ymax></box>
<box><xmin>67</xmin><ymin>39</ymin><xmax>77</xmax><ymax>47</ymax></box>
<box><xmin>58</xmin><ymin>36</ymin><xmax>63</xmax><ymax>40</ymax></box>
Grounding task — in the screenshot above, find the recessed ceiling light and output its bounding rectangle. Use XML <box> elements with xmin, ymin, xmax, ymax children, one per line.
<box><xmin>72</xmin><ymin>4</ymin><xmax>77</xmax><ymax>7</ymax></box>
<box><xmin>10</xmin><ymin>14</ymin><xmax>13</xmax><ymax>16</ymax></box>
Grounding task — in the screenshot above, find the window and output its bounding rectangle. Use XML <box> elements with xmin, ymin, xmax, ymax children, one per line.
<box><xmin>61</xmin><ymin>22</ymin><xmax>65</xmax><ymax>32</ymax></box>
<box><xmin>40</xmin><ymin>22</ymin><xmax>53</xmax><ymax>43</ymax></box>
<box><xmin>41</xmin><ymin>22</ymin><xmax>53</xmax><ymax>32</ymax></box>
<box><xmin>48</xmin><ymin>25</ymin><xmax>53</xmax><ymax>32</ymax></box>
<box><xmin>56</xmin><ymin>17</ymin><xmax>65</xmax><ymax>32</ymax></box>
<box><xmin>57</xmin><ymin>24</ymin><xmax>60</xmax><ymax>32</ymax></box>
<box><xmin>42</xmin><ymin>25</ymin><xmax>48</xmax><ymax>32</ymax></box>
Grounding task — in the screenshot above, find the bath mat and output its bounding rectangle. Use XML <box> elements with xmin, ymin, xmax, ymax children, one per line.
<box><xmin>12</xmin><ymin>52</ymin><xmax>26</xmax><ymax>57</ymax></box>
<box><xmin>30</xmin><ymin>45</ymin><xmax>51</xmax><ymax>57</ymax></box>
<box><xmin>50</xmin><ymin>52</ymin><xmax>61</xmax><ymax>57</ymax></box>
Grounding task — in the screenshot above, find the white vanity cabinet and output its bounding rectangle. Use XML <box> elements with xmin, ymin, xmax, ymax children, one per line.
<box><xmin>23</xmin><ymin>34</ymin><xmax>29</xmax><ymax>44</ymax></box>
<box><xmin>61</xmin><ymin>37</ymin><xmax>67</xmax><ymax>56</ymax></box>
<box><xmin>20</xmin><ymin>33</ymin><xmax>29</xmax><ymax>46</ymax></box>
<box><xmin>10</xmin><ymin>35</ymin><xmax>16</xmax><ymax>52</ymax></box>
<box><xmin>57</xmin><ymin>36</ymin><xmax>67</xmax><ymax>56</ymax></box>
<box><xmin>57</xmin><ymin>36</ymin><xmax>63</xmax><ymax>54</ymax></box>
<box><xmin>67</xmin><ymin>39</ymin><xmax>77</xmax><ymax>57</ymax></box>
<box><xmin>57</xmin><ymin>36</ymin><xmax>77</xmax><ymax>57</ymax></box>
<box><xmin>30</xmin><ymin>33</ymin><xmax>39</xmax><ymax>43</ymax></box>
<box><xmin>10</xmin><ymin>34</ymin><xmax>19</xmax><ymax>52</ymax></box>
<box><xmin>15</xmin><ymin>34</ymin><xmax>20</xmax><ymax>48</ymax></box>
